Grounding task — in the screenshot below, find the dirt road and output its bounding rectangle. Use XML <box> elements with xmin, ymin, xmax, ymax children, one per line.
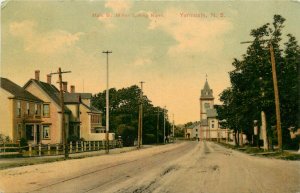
<box><xmin>0</xmin><ymin>141</ymin><xmax>299</xmax><ymax>193</ymax></box>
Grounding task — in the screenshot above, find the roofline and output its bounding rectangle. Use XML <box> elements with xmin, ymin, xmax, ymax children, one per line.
<box><xmin>8</xmin><ymin>96</ymin><xmax>43</xmax><ymax>103</ymax></box>
<box><xmin>24</xmin><ymin>79</ymin><xmax>61</xmax><ymax>106</ymax></box>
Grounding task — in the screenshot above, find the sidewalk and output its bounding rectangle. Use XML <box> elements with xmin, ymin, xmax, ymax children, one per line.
<box><xmin>0</xmin><ymin>145</ymin><xmax>153</xmax><ymax>170</ymax></box>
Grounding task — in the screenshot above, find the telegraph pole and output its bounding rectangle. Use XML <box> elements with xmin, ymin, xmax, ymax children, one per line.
<box><xmin>50</xmin><ymin>68</ymin><xmax>71</xmax><ymax>159</ymax></box>
<box><xmin>172</xmin><ymin>114</ymin><xmax>175</xmax><ymax>143</ymax></box>
<box><xmin>269</xmin><ymin>44</ymin><xmax>282</xmax><ymax>151</ymax></box>
<box><xmin>103</xmin><ymin>50</ymin><xmax>112</xmax><ymax>154</ymax></box>
<box><xmin>156</xmin><ymin>107</ymin><xmax>160</xmax><ymax>144</ymax></box>
<box><xmin>241</xmin><ymin>40</ymin><xmax>282</xmax><ymax>151</ymax></box>
<box><xmin>138</xmin><ymin>81</ymin><xmax>145</xmax><ymax>149</ymax></box>
<box><xmin>163</xmin><ymin>106</ymin><xmax>166</xmax><ymax>144</ymax></box>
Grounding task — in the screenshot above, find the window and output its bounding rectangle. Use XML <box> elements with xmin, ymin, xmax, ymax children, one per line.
<box><xmin>17</xmin><ymin>101</ymin><xmax>21</xmax><ymax>117</ymax></box>
<box><xmin>35</xmin><ymin>104</ymin><xmax>41</xmax><ymax>115</ymax></box>
<box><xmin>196</xmin><ymin>129</ymin><xmax>198</xmax><ymax>132</ymax></box>
<box><xmin>212</xmin><ymin>124</ymin><xmax>214</xmax><ymax>128</ymax></box>
<box><xmin>43</xmin><ymin>104</ymin><xmax>50</xmax><ymax>117</ymax></box>
<box><xmin>43</xmin><ymin>125</ymin><xmax>50</xmax><ymax>139</ymax></box>
<box><xmin>91</xmin><ymin>114</ymin><xmax>101</xmax><ymax>124</ymax></box>
<box><xmin>26</xmin><ymin>102</ymin><xmax>30</xmax><ymax>115</ymax></box>
<box><xmin>204</xmin><ymin>103</ymin><xmax>210</xmax><ymax>109</ymax></box>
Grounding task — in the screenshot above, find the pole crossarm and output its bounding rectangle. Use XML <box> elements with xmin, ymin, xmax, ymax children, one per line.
<box><xmin>50</xmin><ymin>71</ymin><xmax>72</xmax><ymax>75</ymax></box>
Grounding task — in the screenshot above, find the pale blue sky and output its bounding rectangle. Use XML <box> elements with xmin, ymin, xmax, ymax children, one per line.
<box><xmin>1</xmin><ymin>0</ymin><xmax>299</xmax><ymax>123</ymax></box>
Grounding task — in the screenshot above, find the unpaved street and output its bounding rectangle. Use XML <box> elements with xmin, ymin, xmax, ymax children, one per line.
<box><xmin>0</xmin><ymin>141</ymin><xmax>299</xmax><ymax>193</ymax></box>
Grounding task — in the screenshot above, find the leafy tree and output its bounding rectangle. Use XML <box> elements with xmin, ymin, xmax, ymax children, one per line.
<box><xmin>91</xmin><ymin>85</ymin><xmax>171</xmax><ymax>145</ymax></box>
<box><xmin>218</xmin><ymin>15</ymin><xmax>299</xmax><ymax>149</ymax></box>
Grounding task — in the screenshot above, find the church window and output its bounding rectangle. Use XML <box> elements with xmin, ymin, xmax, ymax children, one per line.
<box><xmin>204</xmin><ymin>103</ymin><xmax>210</xmax><ymax>108</ymax></box>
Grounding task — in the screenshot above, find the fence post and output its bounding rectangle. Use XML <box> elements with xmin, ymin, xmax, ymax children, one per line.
<box><xmin>97</xmin><ymin>141</ymin><xmax>100</xmax><ymax>150</ymax></box>
<box><xmin>84</xmin><ymin>141</ymin><xmax>86</xmax><ymax>151</ymax></box>
<box><xmin>93</xmin><ymin>141</ymin><xmax>95</xmax><ymax>150</ymax></box>
<box><xmin>102</xmin><ymin>140</ymin><xmax>105</xmax><ymax>149</ymax></box>
<box><xmin>56</xmin><ymin>143</ymin><xmax>59</xmax><ymax>155</ymax></box>
<box><xmin>48</xmin><ymin>144</ymin><xmax>51</xmax><ymax>156</ymax></box>
<box><xmin>18</xmin><ymin>140</ymin><xmax>21</xmax><ymax>153</ymax></box>
<box><xmin>76</xmin><ymin>141</ymin><xmax>78</xmax><ymax>153</ymax></box>
<box><xmin>69</xmin><ymin>142</ymin><xmax>72</xmax><ymax>154</ymax></box>
<box><xmin>81</xmin><ymin>141</ymin><xmax>83</xmax><ymax>152</ymax></box>
<box><xmin>88</xmin><ymin>141</ymin><xmax>91</xmax><ymax>151</ymax></box>
<box><xmin>38</xmin><ymin>143</ymin><xmax>41</xmax><ymax>156</ymax></box>
<box><xmin>29</xmin><ymin>144</ymin><xmax>32</xmax><ymax>157</ymax></box>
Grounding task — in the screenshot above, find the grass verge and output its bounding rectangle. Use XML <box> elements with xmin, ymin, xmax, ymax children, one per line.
<box><xmin>216</xmin><ymin>142</ymin><xmax>300</xmax><ymax>160</ymax></box>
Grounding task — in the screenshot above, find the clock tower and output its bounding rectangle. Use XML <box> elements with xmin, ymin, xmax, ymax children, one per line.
<box><xmin>199</xmin><ymin>78</ymin><xmax>214</xmax><ymax>120</ymax></box>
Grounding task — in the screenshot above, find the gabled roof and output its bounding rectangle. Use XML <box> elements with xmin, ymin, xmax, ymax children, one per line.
<box><xmin>23</xmin><ymin>79</ymin><xmax>71</xmax><ymax>112</ymax></box>
<box><xmin>64</xmin><ymin>93</ymin><xmax>102</xmax><ymax>114</ymax></box>
<box><xmin>200</xmin><ymin>80</ymin><xmax>214</xmax><ymax>99</ymax></box>
<box><xmin>207</xmin><ymin>108</ymin><xmax>218</xmax><ymax>118</ymax></box>
<box><xmin>81</xmin><ymin>102</ymin><xmax>102</xmax><ymax>114</ymax></box>
<box><xmin>186</xmin><ymin>122</ymin><xmax>200</xmax><ymax>129</ymax></box>
<box><xmin>0</xmin><ymin>77</ymin><xmax>43</xmax><ymax>102</ymax></box>
<box><xmin>24</xmin><ymin>79</ymin><xmax>60</xmax><ymax>105</ymax></box>
<box><xmin>64</xmin><ymin>93</ymin><xmax>92</xmax><ymax>103</ymax></box>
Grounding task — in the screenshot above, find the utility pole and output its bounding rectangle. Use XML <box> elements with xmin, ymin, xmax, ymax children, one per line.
<box><xmin>50</xmin><ymin>68</ymin><xmax>71</xmax><ymax>159</ymax></box>
<box><xmin>163</xmin><ymin>106</ymin><xmax>166</xmax><ymax>144</ymax></box>
<box><xmin>103</xmin><ymin>50</ymin><xmax>112</xmax><ymax>154</ymax></box>
<box><xmin>269</xmin><ymin>44</ymin><xmax>282</xmax><ymax>151</ymax></box>
<box><xmin>241</xmin><ymin>40</ymin><xmax>282</xmax><ymax>151</ymax></box>
<box><xmin>138</xmin><ymin>81</ymin><xmax>145</xmax><ymax>149</ymax></box>
<box><xmin>172</xmin><ymin>114</ymin><xmax>175</xmax><ymax>143</ymax></box>
<box><xmin>156</xmin><ymin>107</ymin><xmax>160</xmax><ymax>144</ymax></box>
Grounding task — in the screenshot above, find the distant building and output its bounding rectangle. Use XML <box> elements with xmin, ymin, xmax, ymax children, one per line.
<box><xmin>184</xmin><ymin>122</ymin><xmax>200</xmax><ymax>139</ymax></box>
<box><xmin>199</xmin><ymin>78</ymin><xmax>227</xmax><ymax>140</ymax></box>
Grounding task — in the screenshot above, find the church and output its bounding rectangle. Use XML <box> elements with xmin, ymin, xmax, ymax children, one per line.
<box><xmin>199</xmin><ymin>78</ymin><xmax>221</xmax><ymax>140</ymax></box>
<box><xmin>185</xmin><ymin>78</ymin><xmax>228</xmax><ymax>140</ymax></box>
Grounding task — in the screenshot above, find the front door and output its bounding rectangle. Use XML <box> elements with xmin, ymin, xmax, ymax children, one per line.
<box><xmin>25</xmin><ymin>125</ymin><xmax>34</xmax><ymax>141</ymax></box>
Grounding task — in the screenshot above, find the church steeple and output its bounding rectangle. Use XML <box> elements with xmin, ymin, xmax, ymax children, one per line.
<box><xmin>200</xmin><ymin>77</ymin><xmax>214</xmax><ymax>99</ymax></box>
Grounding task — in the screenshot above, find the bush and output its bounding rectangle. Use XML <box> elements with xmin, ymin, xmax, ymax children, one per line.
<box><xmin>68</xmin><ymin>135</ymin><xmax>81</xmax><ymax>142</ymax></box>
<box><xmin>20</xmin><ymin>138</ymin><xmax>28</xmax><ymax>147</ymax></box>
<box><xmin>143</xmin><ymin>134</ymin><xmax>156</xmax><ymax>144</ymax></box>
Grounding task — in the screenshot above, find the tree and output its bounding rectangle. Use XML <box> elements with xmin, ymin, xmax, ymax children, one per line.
<box><xmin>218</xmin><ymin>15</ymin><xmax>299</xmax><ymax>149</ymax></box>
<box><xmin>91</xmin><ymin>85</ymin><xmax>171</xmax><ymax>145</ymax></box>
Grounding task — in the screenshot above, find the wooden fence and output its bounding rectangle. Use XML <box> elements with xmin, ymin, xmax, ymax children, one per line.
<box><xmin>0</xmin><ymin>140</ymin><xmax>121</xmax><ymax>157</ymax></box>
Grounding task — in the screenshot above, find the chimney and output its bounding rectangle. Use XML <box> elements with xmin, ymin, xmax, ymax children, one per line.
<box><xmin>70</xmin><ymin>85</ymin><xmax>75</xmax><ymax>93</ymax></box>
<box><xmin>47</xmin><ymin>74</ymin><xmax>52</xmax><ymax>84</ymax></box>
<box><xmin>35</xmin><ymin>70</ymin><xmax>40</xmax><ymax>81</ymax></box>
<box><xmin>62</xmin><ymin>81</ymin><xmax>68</xmax><ymax>93</ymax></box>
